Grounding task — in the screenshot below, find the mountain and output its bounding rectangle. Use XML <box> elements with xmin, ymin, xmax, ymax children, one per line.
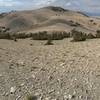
<box><xmin>0</xmin><ymin>6</ymin><xmax>100</xmax><ymax>34</ymax></box>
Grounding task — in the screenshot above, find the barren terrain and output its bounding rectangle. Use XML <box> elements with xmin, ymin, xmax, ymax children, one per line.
<box><xmin>0</xmin><ymin>6</ymin><xmax>100</xmax><ymax>35</ymax></box>
<box><xmin>0</xmin><ymin>38</ymin><xmax>100</xmax><ymax>100</ymax></box>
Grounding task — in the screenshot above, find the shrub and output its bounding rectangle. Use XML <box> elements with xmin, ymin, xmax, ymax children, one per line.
<box><xmin>96</xmin><ymin>30</ymin><xmax>100</xmax><ymax>34</ymax></box>
<box><xmin>96</xmin><ymin>30</ymin><xmax>100</xmax><ymax>38</ymax></box>
<box><xmin>90</xmin><ymin>19</ymin><xmax>93</xmax><ymax>22</ymax></box>
<box><xmin>0</xmin><ymin>32</ymin><xmax>11</xmax><ymax>39</ymax></box>
<box><xmin>93</xmin><ymin>22</ymin><xmax>97</xmax><ymax>25</ymax></box>
<box><xmin>45</xmin><ymin>34</ymin><xmax>53</xmax><ymax>45</ymax></box>
<box><xmin>51</xmin><ymin>31</ymin><xmax>70</xmax><ymax>40</ymax></box>
<box><xmin>32</xmin><ymin>31</ymin><xmax>48</xmax><ymax>40</ymax></box>
<box><xmin>68</xmin><ymin>21</ymin><xmax>81</xmax><ymax>27</ymax></box>
<box><xmin>71</xmin><ymin>29</ymin><xmax>86</xmax><ymax>41</ymax></box>
<box><xmin>62</xmin><ymin>31</ymin><xmax>70</xmax><ymax>38</ymax></box>
<box><xmin>26</xmin><ymin>95</ymin><xmax>37</xmax><ymax>100</ymax></box>
<box><xmin>87</xmin><ymin>33</ymin><xmax>95</xmax><ymax>39</ymax></box>
<box><xmin>32</xmin><ymin>31</ymin><xmax>70</xmax><ymax>40</ymax></box>
<box><xmin>15</xmin><ymin>32</ymin><xmax>28</xmax><ymax>39</ymax></box>
<box><xmin>52</xmin><ymin>31</ymin><xmax>64</xmax><ymax>40</ymax></box>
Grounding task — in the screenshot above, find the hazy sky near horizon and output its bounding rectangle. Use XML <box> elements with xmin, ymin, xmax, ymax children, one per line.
<box><xmin>0</xmin><ymin>0</ymin><xmax>100</xmax><ymax>14</ymax></box>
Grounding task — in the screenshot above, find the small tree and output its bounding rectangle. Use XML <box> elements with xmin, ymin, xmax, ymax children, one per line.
<box><xmin>45</xmin><ymin>34</ymin><xmax>53</xmax><ymax>45</ymax></box>
<box><xmin>71</xmin><ymin>29</ymin><xmax>86</xmax><ymax>41</ymax></box>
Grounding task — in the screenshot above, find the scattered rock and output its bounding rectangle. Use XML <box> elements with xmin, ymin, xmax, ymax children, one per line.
<box><xmin>17</xmin><ymin>60</ymin><xmax>25</xmax><ymax>66</ymax></box>
<box><xmin>0</xmin><ymin>74</ymin><xmax>3</xmax><ymax>77</ymax></box>
<box><xmin>16</xmin><ymin>95</ymin><xmax>21</xmax><ymax>100</ymax></box>
<box><xmin>63</xmin><ymin>95</ymin><xmax>69</xmax><ymax>100</ymax></box>
<box><xmin>68</xmin><ymin>95</ymin><xmax>73</xmax><ymax>99</ymax></box>
<box><xmin>2</xmin><ymin>92</ymin><xmax>9</xmax><ymax>96</ymax></box>
<box><xmin>10</xmin><ymin>86</ymin><xmax>16</xmax><ymax>94</ymax></box>
<box><xmin>63</xmin><ymin>94</ymin><xmax>76</xmax><ymax>100</ymax></box>
<box><xmin>45</xmin><ymin>97</ymin><xmax>51</xmax><ymax>100</ymax></box>
<box><xmin>79</xmin><ymin>95</ymin><xmax>83</xmax><ymax>99</ymax></box>
<box><xmin>31</xmin><ymin>74</ymin><xmax>36</xmax><ymax>79</ymax></box>
<box><xmin>20</xmin><ymin>83</ymin><xmax>25</xmax><ymax>87</ymax></box>
<box><xmin>48</xmin><ymin>89</ymin><xmax>55</xmax><ymax>94</ymax></box>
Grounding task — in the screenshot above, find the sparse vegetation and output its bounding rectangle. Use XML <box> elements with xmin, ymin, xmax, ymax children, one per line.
<box><xmin>93</xmin><ymin>22</ymin><xmax>97</xmax><ymax>25</ymax></box>
<box><xmin>26</xmin><ymin>95</ymin><xmax>37</xmax><ymax>100</ymax></box>
<box><xmin>68</xmin><ymin>21</ymin><xmax>81</xmax><ymax>27</ymax></box>
<box><xmin>32</xmin><ymin>31</ymin><xmax>70</xmax><ymax>40</ymax></box>
<box><xmin>90</xmin><ymin>19</ymin><xmax>94</xmax><ymax>22</ymax></box>
<box><xmin>71</xmin><ymin>29</ymin><xmax>86</xmax><ymax>41</ymax></box>
<box><xmin>32</xmin><ymin>31</ymin><xmax>48</xmax><ymax>40</ymax></box>
<box><xmin>96</xmin><ymin>30</ymin><xmax>100</xmax><ymax>38</ymax></box>
<box><xmin>0</xmin><ymin>27</ymin><xmax>11</xmax><ymax>39</ymax></box>
<box><xmin>87</xmin><ymin>33</ymin><xmax>95</xmax><ymax>39</ymax></box>
<box><xmin>45</xmin><ymin>34</ymin><xmax>53</xmax><ymax>45</ymax></box>
<box><xmin>0</xmin><ymin>28</ymin><xmax>70</xmax><ymax>40</ymax></box>
<box><xmin>48</xmin><ymin>6</ymin><xmax>66</xmax><ymax>12</ymax></box>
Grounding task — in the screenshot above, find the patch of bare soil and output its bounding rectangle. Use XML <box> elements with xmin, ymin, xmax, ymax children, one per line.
<box><xmin>0</xmin><ymin>38</ymin><xmax>100</xmax><ymax>100</ymax></box>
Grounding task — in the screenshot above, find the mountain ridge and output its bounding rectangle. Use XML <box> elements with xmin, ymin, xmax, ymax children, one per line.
<box><xmin>0</xmin><ymin>6</ymin><xmax>100</xmax><ymax>34</ymax></box>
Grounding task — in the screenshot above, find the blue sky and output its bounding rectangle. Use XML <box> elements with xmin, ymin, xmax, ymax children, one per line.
<box><xmin>0</xmin><ymin>0</ymin><xmax>100</xmax><ymax>15</ymax></box>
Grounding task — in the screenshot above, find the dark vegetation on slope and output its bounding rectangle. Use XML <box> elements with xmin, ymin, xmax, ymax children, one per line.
<box><xmin>0</xmin><ymin>26</ymin><xmax>100</xmax><ymax>42</ymax></box>
<box><xmin>71</xmin><ymin>29</ymin><xmax>87</xmax><ymax>41</ymax></box>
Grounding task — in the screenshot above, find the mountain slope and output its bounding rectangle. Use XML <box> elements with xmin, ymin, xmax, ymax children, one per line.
<box><xmin>0</xmin><ymin>6</ymin><xmax>100</xmax><ymax>34</ymax></box>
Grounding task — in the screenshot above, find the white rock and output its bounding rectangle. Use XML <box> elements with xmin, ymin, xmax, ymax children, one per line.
<box><xmin>10</xmin><ymin>86</ymin><xmax>16</xmax><ymax>94</ymax></box>
<box><xmin>17</xmin><ymin>60</ymin><xmax>25</xmax><ymax>66</ymax></box>
<box><xmin>63</xmin><ymin>95</ymin><xmax>68</xmax><ymax>100</ymax></box>
<box><xmin>45</xmin><ymin>98</ymin><xmax>50</xmax><ymax>100</ymax></box>
<box><xmin>31</xmin><ymin>74</ymin><xmax>36</xmax><ymax>79</ymax></box>
<box><xmin>20</xmin><ymin>83</ymin><xmax>25</xmax><ymax>86</ymax></box>
<box><xmin>68</xmin><ymin>94</ymin><xmax>72</xmax><ymax>99</ymax></box>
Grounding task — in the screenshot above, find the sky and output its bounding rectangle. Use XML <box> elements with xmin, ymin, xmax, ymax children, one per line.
<box><xmin>0</xmin><ymin>0</ymin><xmax>100</xmax><ymax>15</ymax></box>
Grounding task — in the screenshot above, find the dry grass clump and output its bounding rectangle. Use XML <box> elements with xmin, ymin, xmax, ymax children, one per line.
<box><xmin>71</xmin><ymin>29</ymin><xmax>86</xmax><ymax>41</ymax></box>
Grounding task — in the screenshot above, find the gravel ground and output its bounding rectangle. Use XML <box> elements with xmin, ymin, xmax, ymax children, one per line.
<box><xmin>0</xmin><ymin>38</ymin><xmax>100</xmax><ymax>100</ymax></box>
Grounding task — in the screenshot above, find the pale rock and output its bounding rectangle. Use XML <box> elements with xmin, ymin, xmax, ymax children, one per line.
<box><xmin>68</xmin><ymin>94</ymin><xmax>72</xmax><ymax>99</ymax></box>
<box><xmin>31</xmin><ymin>74</ymin><xmax>36</xmax><ymax>79</ymax></box>
<box><xmin>10</xmin><ymin>86</ymin><xmax>16</xmax><ymax>94</ymax></box>
<box><xmin>17</xmin><ymin>60</ymin><xmax>25</xmax><ymax>66</ymax></box>
<box><xmin>0</xmin><ymin>74</ymin><xmax>3</xmax><ymax>77</ymax></box>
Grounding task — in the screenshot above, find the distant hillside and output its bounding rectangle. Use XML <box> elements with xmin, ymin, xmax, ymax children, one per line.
<box><xmin>0</xmin><ymin>6</ymin><xmax>100</xmax><ymax>34</ymax></box>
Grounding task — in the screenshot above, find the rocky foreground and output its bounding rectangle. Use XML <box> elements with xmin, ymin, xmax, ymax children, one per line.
<box><xmin>0</xmin><ymin>38</ymin><xmax>100</xmax><ymax>100</ymax></box>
